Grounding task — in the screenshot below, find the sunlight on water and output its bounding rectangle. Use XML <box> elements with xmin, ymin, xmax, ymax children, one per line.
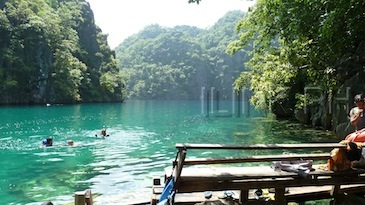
<box><xmin>0</xmin><ymin>101</ymin><xmax>340</xmax><ymax>205</ymax></box>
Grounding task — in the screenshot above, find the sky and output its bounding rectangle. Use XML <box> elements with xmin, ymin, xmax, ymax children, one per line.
<box><xmin>85</xmin><ymin>0</ymin><xmax>256</xmax><ymax>49</ymax></box>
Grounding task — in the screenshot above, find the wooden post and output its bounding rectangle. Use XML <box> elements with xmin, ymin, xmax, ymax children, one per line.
<box><xmin>85</xmin><ymin>189</ymin><xmax>93</xmax><ymax>205</ymax></box>
<box><xmin>75</xmin><ymin>191</ymin><xmax>85</xmax><ymax>205</ymax></box>
<box><xmin>330</xmin><ymin>184</ymin><xmax>340</xmax><ymax>196</ymax></box>
<box><xmin>174</xmin><ymin>149</ymin><xmax>186</xmax><ymax>187</ymax></box>
<box><xmin>275</xmin><ymin>187</ymin><xmax>286</xmax><ymax>205</ymax></box>
<box><xmin>239</xmin><ymin>188</ymin><xmax>249</xmax><ymax>203</ymax></box>
<box><xmin>151</xmin><ymin>193</ymin><xmax>157</xmax><ymax>205</ymax></box>
<box><xmin>75</xmin><ymin>190</ymin><xmax>93</xmax><ymax>205</ymax></box>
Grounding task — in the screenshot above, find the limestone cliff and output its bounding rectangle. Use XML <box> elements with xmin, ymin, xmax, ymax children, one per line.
<box><xmin>0</xmin><ymin>0</ymin><xmax>125</xmax><ymax>105</ymax></box>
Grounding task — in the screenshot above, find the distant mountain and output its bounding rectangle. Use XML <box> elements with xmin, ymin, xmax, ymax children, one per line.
<box><xmin>115</xmin><ymin>10</ymin><xmax>250</xmax><ymax>100</ymax></box>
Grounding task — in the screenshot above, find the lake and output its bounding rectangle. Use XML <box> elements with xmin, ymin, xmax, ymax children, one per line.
<box><xmin>0</xmin><ymin>100</ymin><xmax>340</xmax><ymax>204</ymax></box>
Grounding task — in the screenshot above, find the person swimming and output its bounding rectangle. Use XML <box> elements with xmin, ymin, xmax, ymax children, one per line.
<box><xmin>95</xmin><ymin>126</ymin><xmax>109</xmax><ymax>137</ymax></box>
<box><xmin>67</xmin><ymin>140</ymin><xmax>74</xmax><ymax>146</ymax></box>
<box><xmin>101</xmin><ymin>128</ymin><xmax>107</xmax><ymax>137</ymax></box>
<box><xmin>41</xmin><ymin>137</ymin><xmax>78</xmax><ymax>148</ymax></box>
<box><xmin>42</xmin><ymin>136</ymin><xmax>53</xmax><ymax>146</ymax></box>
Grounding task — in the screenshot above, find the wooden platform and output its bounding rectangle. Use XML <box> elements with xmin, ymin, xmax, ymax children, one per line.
<box><xmin>151</xmin><ymin>143</ymin><xmax>365</xmax><ymax>205</ymax></box>
<box><xmin>154</xmin><ymin>184</ymin><xmax>365</xmax><ymax>205</ymax></box>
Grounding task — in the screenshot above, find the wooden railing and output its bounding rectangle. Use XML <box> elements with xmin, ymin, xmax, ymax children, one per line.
<box><xmin>152</xmin><ymin>143</ymin><xmax>365</xmax><ymax>205</ymax></box>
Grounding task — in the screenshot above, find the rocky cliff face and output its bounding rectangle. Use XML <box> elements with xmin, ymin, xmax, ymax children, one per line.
<box><xmin>0</xmin><ymin>0</ymin><xmax>124</xmax><ymax>105</ymax></box>
<box><xmin>31</xmin><ymin>38</ymin><xmax>54</xmax><ymax>103</ymax></box>
<box><xmin>32</xmin><ymin>0</ymin><xmax>104</xmax><ymax>104</ymax></box>
<box><xmin>294</xmin><ymin>41</ymin><xmax>365</xmax><ymax>139</ymax></box>
<box><xmin>75</xmin><ymin>1</ymin><xmax>102</xmax><ymax>67</ymax></box>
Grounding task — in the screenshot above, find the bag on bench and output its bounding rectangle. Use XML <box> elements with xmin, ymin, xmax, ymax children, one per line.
<box><xmin>158</xmin><ymin>177</ymin><xmax>175</xmax><ymax>205</ymax></box>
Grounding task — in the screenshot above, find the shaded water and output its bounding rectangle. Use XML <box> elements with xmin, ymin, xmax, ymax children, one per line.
<box><xmin>0</xmin><ymin>100</ymin><xmax>340</xmax><ymax>204</ymax></box>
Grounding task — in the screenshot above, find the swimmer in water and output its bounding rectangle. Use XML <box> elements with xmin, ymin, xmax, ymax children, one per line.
<box><xmin>42</xmin><ymin>136</ymin><xmax>53</xmax><ymax>146</ymax></box>
<box><xmin>95</xmin><ymin>126</ymin><xmax>109</xmax><ymax>137</ymax></box>
<box><xmin>101</xmin><ymin>128</ymin><xmax>107</xmax><ymax>137</ymax></box>
<box><xmin>67</xmin><ymin>140</ymin><xmax>74</xmax><ymax>146</ymax></box>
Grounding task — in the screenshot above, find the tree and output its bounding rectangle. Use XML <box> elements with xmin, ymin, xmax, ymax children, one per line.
<box><xmin>115</xmin><ymin>11</ymin><xmax>248</xmax><ymax>100</ymax></box>
<box><xmin>228</xmin><ymin>0</ymin><xmax>365</xmax><ymax>113</ymax></box>
<box><xmin>0</xmin><ymin>0</ymin><xmax>126</xmax><ymax>104</ymax></box>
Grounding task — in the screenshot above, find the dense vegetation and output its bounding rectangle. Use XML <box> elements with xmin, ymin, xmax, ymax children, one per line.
<box><xmin>0</xmin><ymin>0</ymin><xmax>126</xmax><ymax>105</ymax></box>
<box><xmin>227</xmin><ymin>0</ymin><xmax>365</xmax><ymax>116</ymax></box>
<box><xmin>115</xmin><ymin>11</ymin><xmax>249</xmax><ymax>100</ymax></box>
<box><xmin>2</xmin><ymin>0</ymin><xmax>363</xmax><ymax>131</ymax></box>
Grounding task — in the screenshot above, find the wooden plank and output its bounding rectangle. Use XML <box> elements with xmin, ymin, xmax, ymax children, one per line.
<box><xmin>340</xmin><ymin>184</ymin><xmax>365</xmax><ymax>193</ymax></box>
<box><xmin>154</xmin><ymin>185</ymin><xmax>365</xmax><ymax>205</ymax></box>
<box><xmin>285</xmin><ymin>186</ymin><xmax>333</xmax><ymax>202</ymax></box>
<box><xmin>179</xmin><ymin>166</ymin><xmax>299</xmax><ymax>180</ymax></box>
<box><xmin>153</xmin><ymin>186</ymin><xmax>164</xmax><ymax>194</ymax></box>
<box><xmin>176</xmin><ymin>176</ymin><xmax>365</xmax><ymax>193</ymax></box>
<box><xmin>183</xmin><ymin>153</ymin><xmax>330</xmax><ymax>165</ymax></box>
<box><xmin>285</xmin><ymin>184</ymin><xmax>365</xmax><ymax>202</ymax></box>
<box><xmin>176</xmin><ymin>143</ymin><xmax>346</xmax><ymax>150</ymax></box>
<box><xmin>177</xmin><ymin>166</ymin><xmax>345</xmax><ymax>181</ymax></box>
<box><xmin>174</xmin><ymin>191</ymin><xmax>241</xmax><ymax>204</ymax></box>
<box><xmin>166</xmin><ymin>166</ymin><xmax>365</xmax><ymax>186</ymax></box>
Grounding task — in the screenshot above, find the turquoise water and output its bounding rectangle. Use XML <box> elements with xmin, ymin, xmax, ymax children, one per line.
<box><xmin>0</xmin><ymin>100</ymin><xmax>339</xmax><ymax>205</ymax></box>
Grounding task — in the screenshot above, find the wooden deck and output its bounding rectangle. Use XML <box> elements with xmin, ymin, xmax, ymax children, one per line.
<box><xmin>153</xmin><ymin>184</ymin><xmax>365</xmax><ymax>205</ymax></box>
<box><xmin>151</xmin><ymin>143</ymin><xmax>365</xmax><ymax>205</ymax></box>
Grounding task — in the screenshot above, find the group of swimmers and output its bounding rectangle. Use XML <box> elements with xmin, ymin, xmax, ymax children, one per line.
<box><xmin>42</xmin><ymin>136</ymin><xmax>74</xmax><ymax>147</ymax></box>
<box><xmin>41</xmin><ymin>127</ymin><xmax>108</xmax><ymax>147</ymax></box>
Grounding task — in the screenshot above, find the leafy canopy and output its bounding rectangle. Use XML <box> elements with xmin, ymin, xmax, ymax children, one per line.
<box><xmin>228</xmin><ymin>0</ymin><xmax>365</xmax><ymax>111</ymax></box>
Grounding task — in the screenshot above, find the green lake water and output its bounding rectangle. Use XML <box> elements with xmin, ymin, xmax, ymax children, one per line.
<box><xmin>0</xmin><ymin>100</ymin><xmax>340</xmax><ymax>205</ymax></box>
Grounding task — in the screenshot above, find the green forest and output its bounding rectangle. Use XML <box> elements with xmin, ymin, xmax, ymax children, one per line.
<box><xmin>0</xmin><ymin>0</ymin><xmax>126</xmax><ymax>104</ymax></box>
<box><xmin>1</xmin><ymin>0</ymin><xmax>365</xmax><ymax>132</ymax></box>
<box><xmin>227</xmin><ymin>0</ymin><xmax>365</xmax><ymax>117</ymax></box>
<box><xmin>115</xmin><ymin>10</ymin><xmax>249</xmax><ymax>100</ymax></box>
<box><xmin>115</xmin><ymin>0</ymin><xmax>365</xmax><ymax>132</ymax></box>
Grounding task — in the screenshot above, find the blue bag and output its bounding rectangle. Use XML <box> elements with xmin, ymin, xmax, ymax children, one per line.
<box><xmin>158</xmin><ymin>177</ymin><xmax>175</xmax><ymax>204</ymax></box>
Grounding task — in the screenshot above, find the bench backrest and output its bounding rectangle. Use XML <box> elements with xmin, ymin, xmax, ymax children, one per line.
<box><xmin>175</xmin><ymin>143</ymin><xmax>345</xmax><ymax>164</ymax></box>
<box><xmin>172</xmin><ymin>143</ymin><xmax>347</xmax><ymax>185</ymax></box>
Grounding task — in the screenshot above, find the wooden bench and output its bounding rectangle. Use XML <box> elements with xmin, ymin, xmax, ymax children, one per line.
<box><xmin>151</xmin><ymin>143</ymin><xmax>365</xmax><ymax>205</ymax></box>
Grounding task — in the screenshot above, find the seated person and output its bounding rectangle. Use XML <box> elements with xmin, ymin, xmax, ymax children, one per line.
<box><xmin>349</xmin><ymin>93</ymin><xmax>365</xmax><ymax>131</ymax></box>
<box><xmin>346</xmin><ymin>94</ymin><xmax>365</xmax><ymax>142</ymax></box>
